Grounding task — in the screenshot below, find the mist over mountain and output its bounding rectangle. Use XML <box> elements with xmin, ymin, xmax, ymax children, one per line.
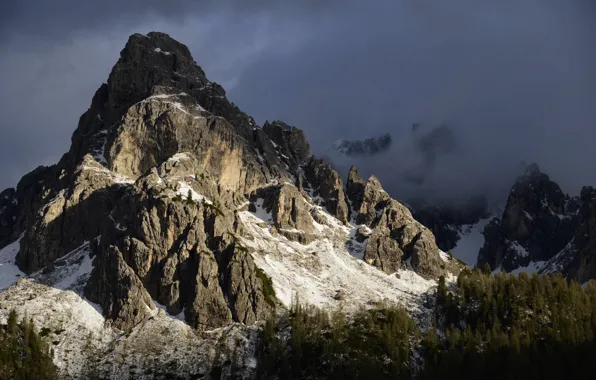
<box><xmin>333</xmin><ymin>133</ymin><xmax>392</xmax><ymax>157</ymax></box>
<box><xmin>325</xmin><ymin>122</ymin><xmax>519</xmax><ymax>209</ymax></box>
<box><xmin>1</xmin><ymin>1</ymin><xmax>595</xmax><ymax>201</ymax></box>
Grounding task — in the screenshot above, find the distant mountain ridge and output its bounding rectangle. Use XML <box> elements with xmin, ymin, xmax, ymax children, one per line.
<box><xmin>332</xmin><ymin>133</ymin><xmax>392</xmax><ymax>156</ymax></box>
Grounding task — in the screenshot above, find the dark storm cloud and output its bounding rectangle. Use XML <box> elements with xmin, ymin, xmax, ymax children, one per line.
<box><xmin>0</xmin><ymin>0</ymin><xmax>335</xmax><ymax>42</ymax></box>
<box><xmin>0</xmin><ymin>0</ymin><xmax>595</xmax><ymax>206</ymax></box>
<box><xmin>230</xmin><ymin>0</ymin><xmax>596</xmax><ymax>202</ymax></box>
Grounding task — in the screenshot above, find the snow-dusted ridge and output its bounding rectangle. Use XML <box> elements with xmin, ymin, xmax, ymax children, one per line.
<box><xmin>240</xmin><ymin>194</ymin><xmax>439</xmax><ymax>321</ymax></box>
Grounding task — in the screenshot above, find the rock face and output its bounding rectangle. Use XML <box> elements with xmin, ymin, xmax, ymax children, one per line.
<box><xmin>477</xmin><ymin>164</ymin><xmax>579</xmax><ymax>272</ymax></box>
<box><xmin>304</xmin><ymin>157</ymin><xmax>350</xmax><ymax>225</ymax></box>
<box><xmin>539</xmin><ymin>186</ymin><xmax>596</xmax><ymax>283</ymax></box>
<box><xmin>263</xmin><ymin>120</ymin><xmax>311</xmax><ymax>167</ymax></box>
<box><xmin>346</xmin><ymin>166</ymin><xmax>366</xmax><ymax>210</ymax></box>
<box><xmin>0</xmin><ymin>31</ymin><xmax>457</xmax><ymax>344</ymax></box>
<box><xmin>346</xmin><ymin>167</ymin><xmax>459</xmax><ymax>279</ymax></box>
<box><xmin>564</xmin><ymin>187</ymin><xmax>596</xmax><ymax>283</ymax></box>
<box><xmin>0</xmin><ymin>189</ymin><xmax>18</xmax><ymax>244</ymax></box>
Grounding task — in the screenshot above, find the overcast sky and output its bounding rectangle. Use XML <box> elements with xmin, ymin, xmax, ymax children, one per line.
<box><xmin>1</xmin><ymin>0</ymin><xmax>595</xmax><ymax>203</ymax></box>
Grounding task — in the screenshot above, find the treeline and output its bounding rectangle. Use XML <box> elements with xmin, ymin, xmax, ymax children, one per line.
<box><xmin>257</xmin><ymin>303</ymin><xmax>417</xmax><ymax>380</ymax></box>
<box><xmin>0</xmin><ymin>310</ymin><xmax>57</xmax><ymax>380</ymax></box>
<box><xmin>422</xmin><ymin>269</ymin><xmax>596</xmax><ymax>379</ymax></box>
<box><xmin>257</xmin><ymin>270</ymin><xmax>596</xmax><ymax>379</ymax></box>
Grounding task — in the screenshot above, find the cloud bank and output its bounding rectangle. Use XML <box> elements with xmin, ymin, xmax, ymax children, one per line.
<box><xmin>0</xmin><ymin>0</ymin><xmax>594</xmax><ymax>205</ymax></box>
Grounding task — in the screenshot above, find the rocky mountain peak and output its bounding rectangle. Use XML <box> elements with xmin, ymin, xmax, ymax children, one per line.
<box><xmin>0</xmin><ymin>32</ymin><xmax>466</xmax><ymax>378</ymax></box>
<box><xmin>262</xmin><ymin>120</ymin><xmax>311</xmax><ymax>165</ymax></box>
<box><xmin>346</xmin><ymin>165</ymin><xmax>366</xmax><ymax>210</ymax></box>
<box><xmin>478</xmin><ymin>163</ymin><xmax>579</xmax><ymax>272</ymax></box>
<box><xmin>108</xmin><ymin>32</ymin><xmax>205</xmax><ymax>109</ymax></box>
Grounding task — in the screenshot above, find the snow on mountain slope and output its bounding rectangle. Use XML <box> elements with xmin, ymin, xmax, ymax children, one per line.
<box><xmin>0</xmin><ymin>238</ymin><xmax>259</xmax><ymax>379</ymax></box>
<box><xmin>504</xmin><ymin>261</ymin><xmax>547</xmax><ymax>275</ymax></box>
<box><xmin>239</xmin><ymin>196</ymin><xmax>438</xmax><ymax>322</ymax></box>
<box><xmin>450</xmin><ymin>217</ymin><xmax>492</xmax><ymax>266</ymax></box>
<box><xmin>0</xmin><ymin>241</ymin><xmax>114</xmax><ymax>377</ymax></box>
<box><xmin>0</xmin><ymin>236</ymin><xmax>24</xmax><ymax>290</ymax></box>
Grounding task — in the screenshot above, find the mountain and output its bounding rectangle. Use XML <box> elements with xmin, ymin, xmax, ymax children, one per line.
<box><xmin>0</xmin><ymin>32</ymin><xmax>463</xmax><ymax>379</ymax></box>
<box><xmin>332</xmin><ymin>133</ymin><xmax>392</xmax><ymax>157</ymax></box>
<box><xmin>476</xmin><ymin>163</ymin><xmax>596</xmax><ymax>282</ymax></box>
<box><xmin>411</xmin><ymin>162</ymin><xmax>595</xmax><ymax>283</ymax></box>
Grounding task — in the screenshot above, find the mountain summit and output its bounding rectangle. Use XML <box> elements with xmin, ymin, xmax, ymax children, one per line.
<box><xmin>0</xmin><ymin>32</ymin><xmax>462</xmax><ymax>378</ymax></box>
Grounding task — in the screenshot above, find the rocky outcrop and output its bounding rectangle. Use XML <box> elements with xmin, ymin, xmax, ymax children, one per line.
<box><xmin>106</xmin><ymin>94</ymin><xmax>270</xmax><ymax>194</ymax></box>
<box><xmin>185</xmin><ymin>249</ymin><xmax>233</xmax><ymax>330</ymax></box>
<box><xmin>355</xmin><ymin>176</ymin><xmax>390</xmax><ymax>226</ymax></box>
<box><xmin>85</xmin><ymin>244</ymin><xmax>155</xmax><ymax>330</ymax></box>
<box><xmin>564</xmin><ymin>187</ymin><xmax>596</xmax><ymax>283</ymax></box>
<box><xmin>64</xmin><ymin>32</ymin><xmax>291</xmax><ymax>196</ymax></box>
<box><xmin>410</xmin><ymin>229</ymin><xmax>446</xmax><ymax>278</ymax></box>
<box><xmin>350</xmin><ymin>175</ymin><xmax>456</xmax><ymax>279</ymax></box>
<box><xmin>258</xmin><ymin>184</ymin><xmax>316</xmax><ymax>243</ymax></box>
<box><xmin>263</xmin><ymin>120</ymin><xmax>311</xmax><ymax>167</ymax></box>
<box><xmin>478</xmin><ymin>164</ymin><xmax>579</xmax><ymax>272</ymax></box>
<box><xmin>539</xmin><ymin>187</ymin><xmax>596</xmax><ymax>283</ymax></box>
<box><xmin>16</xmin><ymin>157</ymin><xmax>125</xmax><ymax>273</ymax></box>
<box><xmin>304</xmin><ymin>157</ymin><xmax>350</xmax><ymax>225</ymax></box>
<box><xmin>0</xmin><ymin>189</ymin><xmax>18</xmax><ymax>244</ymax></box>
<box><xmin>333</xmin><ymin>133</ymin><xmax>392</xmax><ymax>157</ymax></box>
<box><xmin>346</xmin><ymin>166</ymin><xmax>366</xmax><ymax>211</ymax></box>
<box><xmin>226</xmin><ymin>247</ymin><xmax>275</xmax><ymax>324</ymax></box>
<box><xmin>363</xmin><ymin>227</ymin><xmax>405</xmax><ymax>273</ymax></box>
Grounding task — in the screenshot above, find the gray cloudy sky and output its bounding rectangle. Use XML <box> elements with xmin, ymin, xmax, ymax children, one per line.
<box><xmin>1</xmin><ymin>0</ymin><xmax>595</xmax><ymax>203</ymax></box>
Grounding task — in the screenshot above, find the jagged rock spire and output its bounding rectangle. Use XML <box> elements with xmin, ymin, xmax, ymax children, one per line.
<box><xmin>478</xmin><ymin>163</ymin><xmax>578</xmax><ymax>271</ymax></box>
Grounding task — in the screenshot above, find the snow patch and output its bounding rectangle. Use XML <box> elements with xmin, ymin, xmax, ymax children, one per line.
<box><xmin>438</xmin><ymin>250</ymin><xmax>450</xmax><ymax>262</ymax></box>
<box><xmin>496</xmin><ymin>261</ymin><xmax>547</xmax><ymax>275</ymax></box>
<box><xmin>0</xmin><ymin>236</ymin><xmax>24</xmax><ymax>290</ymax></box>
<box><xmin>81</xmin><ymin>165</ymin><xmax>135</xmax><ymax>185</ymax></box>
<box><xmin>510</xmin><ymin>241</ymin><xmax>529</xmax><ymax>258</ymax></box>
<box><xmin>152</xmin><ymin>300</ymin><xmax>186</xmax><ymax>323</ymax></box>
<box><xmin>154</xmin><ymin>47</ymin><xmax>171</xmax><ymax>55</ymax></box>
<box><xmin>91</xmin><ymin>128</ymin><xmax>109</xmax><ymax>166</ymax></box>
<box><xmin>250</xmin><ymin>198</ymin><xmax>273</xmax><ymax>224</ymax></box>
<box><xmin>168</xmin><ymin>152</ymin><xmax>192</xmax><ymax>162</ymax></box>
<box><xmin>176</xmin><ymin>181</ymin><xmax>212</xmax><ymax>204</ymax></box>
<box><xmin>451</xmin><ymin>217</ymin><xmax>492</xmax><ymax>266</ymax></box>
